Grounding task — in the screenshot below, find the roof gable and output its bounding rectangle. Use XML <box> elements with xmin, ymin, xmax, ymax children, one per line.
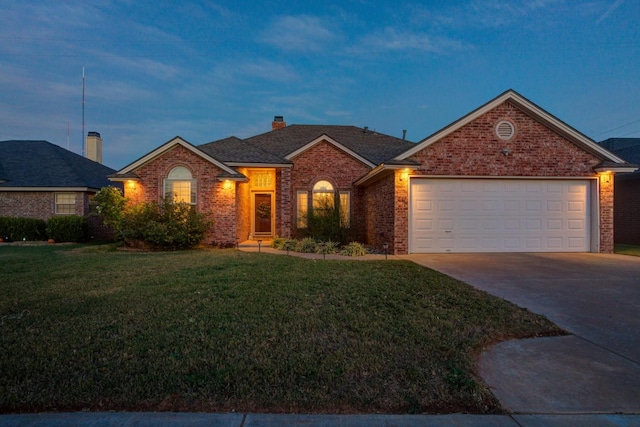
<box><xmin>116</xmin><ymin>136</ymin><xmax>238</xmax><ymax>176</ymax></box>
<box><xmin>0</xmin><ymin>140</ymin><xmax>118</xmax><ymax>189</ymax></box>
<box><xmin>285</xmin><ymin>134</ymin><xmax>376</xmax><ymax>168</ymax></box>
<box><xmin>395</xmin><ymin>89</ymin><xmax>627</xmax><ymax>164</ymax></box>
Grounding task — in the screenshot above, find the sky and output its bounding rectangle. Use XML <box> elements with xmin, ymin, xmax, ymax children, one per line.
<box><xmin>1</xmin><ymin>0</ymin><xmax>638</xmax><ymax>169</ymax></box>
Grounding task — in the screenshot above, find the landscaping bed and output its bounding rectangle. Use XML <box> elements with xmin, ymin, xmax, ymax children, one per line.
<box><xmin>0</xmin><ymin>244</ymin><xmax>564</xmax><ymax>414</ymax></box>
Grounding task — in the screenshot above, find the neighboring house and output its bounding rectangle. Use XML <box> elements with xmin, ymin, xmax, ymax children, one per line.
<box><xmin>0</xmin><ymin>137</ymin><xmax>121</xmax><ymax>239</ymax></box>
<box><xmin>598</xmin><ymin>138</ymin><xmax>640</xmax><ymax>245</ymax></box>
<box><xmin>109</xmin><ymin>90</ymin><xmax>636</xmax><ymax>254</ymax></box>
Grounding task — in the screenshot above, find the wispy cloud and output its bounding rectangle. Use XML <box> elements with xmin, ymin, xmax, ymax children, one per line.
<box><xmin>359</xmin><ymin>28</ymin><xmax>468</xmax><ymax>54</ymax></box>
<box><xmin>213</xmin><ymin>59</ymin><xmax>298</xmax><ymax>83</ymax></box>
<box><xmin>596</xmin><ymin>0</ymin><xmax>625</xmax><ymax>24</ymax></box>
<box><xmin>259</xmin><ymin>15</ymin><xmax>341</xmax><ymax>52</ymax></box>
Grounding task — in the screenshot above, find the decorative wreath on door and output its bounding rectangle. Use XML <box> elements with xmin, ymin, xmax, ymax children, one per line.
<box><xmin>257</xmin><ymin>202</ymin><xmax>271</xmax><ymax>219</ymax></box>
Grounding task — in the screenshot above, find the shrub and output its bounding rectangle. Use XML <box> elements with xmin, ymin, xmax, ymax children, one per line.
<box><xmin>46</xmin><ymin>216</ymin><xmax>88</xmax><ymax>242</ymax></box>
<box><xmin>0</xmin><ymin>217</ymin><xmax>47</xmax><ymax>241</ymax></box>
<box><xmin>94</xmin><ymin>186</ymin><xmax>127</xmax><ymax>229</ymax></box>
<box><xmin>340</xmin><ymin>241</ymin><xmax>368</xmax><ymax>257</ymax></box>
<box><xmin>295</xmin><ymin>237</ymin><xmax>318</xmax><ymax>253</ymax></box>
<box><xmin>119</xmin><ymin>198</ymin><xmax>214</xmax><ymax>250</ymax></box>
<box><xmin>95</xmin><ymin>188</ymin><xmax>214</xmax><ymax>250</ymax></box>
<box><xmin>306</xmin><ymin>196</ymin><xmax>350</xmax><ymax>244</ymax></box>
<box><xmin>271</xmin><ymin>237</ymin><xmax>287</xmax><ymax>249</ymax></box>
<box><xmin>316</xmin><ymin>240</ymin><xmax>340</xmax><ymax>255</ymax></box>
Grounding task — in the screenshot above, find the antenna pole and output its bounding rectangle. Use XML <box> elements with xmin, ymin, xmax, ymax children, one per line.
<box><xmin>82</xmin><ymin>67</ymin><xmax>85</xmax><ymax>157</ymax></box>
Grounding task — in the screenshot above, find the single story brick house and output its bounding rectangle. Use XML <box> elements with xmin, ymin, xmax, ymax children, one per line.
<box><xmin>109</xmin><ymin>90</ymin><xmax>636</xmax><ymax>254</ymax></box>
<box><xmin>597</xmin><ymin>138</ymin><xmax>640</xmax><ymax>245</ymax></box>
<box><xmin>0</xmin><ymin>138</ymin><xmax>121</xmax><ymax>239</ymax></box>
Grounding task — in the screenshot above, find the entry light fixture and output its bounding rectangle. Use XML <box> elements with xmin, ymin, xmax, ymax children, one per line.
<box><xmin>500</xmin><ymin>148</ymin><xmax>510</xmax><ymax>156</ymax></box>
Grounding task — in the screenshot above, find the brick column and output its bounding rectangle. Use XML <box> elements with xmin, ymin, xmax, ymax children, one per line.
<box><xmin>393</xmin><ymin>171</ymin><xmax>409</xmax><ymax>254</ymax></box>
<box><xmin>599</xmin><ymin>174</ymin><xmax>614</xmax><ymax>253</ymax></box>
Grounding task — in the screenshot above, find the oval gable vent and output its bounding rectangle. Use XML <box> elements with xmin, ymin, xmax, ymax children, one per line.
<box><xmin>496</xmin><ymin>121</ymin><xmax>514</xmax><ymax>140</ymax></box>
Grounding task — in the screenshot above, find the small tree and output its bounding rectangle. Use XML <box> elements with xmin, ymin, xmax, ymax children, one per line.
<box><xmin>306</xmin><ymin>195</ymin><xmax>349</xmax><ymax>244</ymax></box>
<box><xmin>95</xmin><ymin>186</ymin><xmax>127</xmax><ymax>230</ymax></box>
<box><xmin>100</xmin><ymin>192</ymin><xmax>214</xmax><ymax>250</ymax></box>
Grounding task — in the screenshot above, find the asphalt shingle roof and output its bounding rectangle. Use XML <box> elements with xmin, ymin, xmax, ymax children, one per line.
<box><xmin>241</xmin><ymin>125</ymin><xmax>416</xmax><ymax>165</ymax></box>
<box><xmin>0</xmin><ymin>140</ymin><xmax>118</xmax><ymax>189</ymax></box>
<box><xmin>198</xmin><ymin>136</ymin><xmax>290</xmax><ymax>165</ymax></box>
<box><xmin>598</xmin><ymin>138</ymin><xmax>640</xmax><ymax>165</ymax></box>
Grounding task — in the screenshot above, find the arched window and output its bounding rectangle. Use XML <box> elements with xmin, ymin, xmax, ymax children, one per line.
<box><xmin>295</xmin><ymin>180</ymin><xmax>350</xmax><ymax>229</ymax></box>
<box><xmin>313</xmin><ymin>180</ymin><xmax>335</xmax><ymax>209</ymax></box>
<box><xmin>164</xmin><ymin>166</ymin><xmax>196</xmax><ymax>204</ymax></box>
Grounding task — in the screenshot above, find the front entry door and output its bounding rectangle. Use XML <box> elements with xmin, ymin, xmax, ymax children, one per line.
<box><xmin>254</xmin><ymin>193</ymin><xmax>272</xmax><ymax>235</ymax></box>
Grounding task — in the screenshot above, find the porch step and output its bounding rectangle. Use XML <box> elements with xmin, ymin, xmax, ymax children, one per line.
<box><xmin>238</xmin><ymin>240</ymin><xmax>273</xmax><ymax>248</ymax></box>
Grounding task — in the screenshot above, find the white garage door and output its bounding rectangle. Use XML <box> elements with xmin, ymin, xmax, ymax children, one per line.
<box><xmin>410</xmin><ymin>178</ymin><xmax>592</xmax><ymax>253</ymax></box>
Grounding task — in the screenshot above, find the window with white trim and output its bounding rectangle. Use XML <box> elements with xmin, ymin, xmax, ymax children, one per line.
<box><xmin>164</xmin><ymin>166</ymin><xmax>196</xmax><ymax>204</ymax></box>
<box><xmin>339</xmin><ymin>191</ymin><xmax>350</xmax><ymax>228</ymax></box>
<box><xmin>313</xmin><ymin>180</ymin><xmax>335</xmax><ymax>211</ymax></box>
<box><xmin>297</xmin><ymin>191</ymin><xmax>308</xmax><ymax>228</ymax></box>
<box><xmin>55</xmin><ymin>193</ymin><xmax>76</xmax><ymax>214</ymax></box>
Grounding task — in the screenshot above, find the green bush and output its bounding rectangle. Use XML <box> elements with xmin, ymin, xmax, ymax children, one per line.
<box><xmin>46</xmin><ymin>216</ymin><xmax>88</xmax><ymax>242</ymax></box>
<box><xmin>316</xmin><ymin>240</ymin><xmax>340</xmax><ymax>255</ymax></box>
<box><xmin>95</xmin><ymin>188</ymin><xmax>214</xmax><ymax>250</ymax></box>
<box><xmin>306</xmin><ymin>196</ymin><xmax>349</xmax><ymax>244</ymax></box>
<box><xmin>119</xmin><ymin>198</ymin><xmax>214</xmax><ymax>250</ymax></box>
<box><xmin>295</xmin><ymin>237</ymin><xmax>318</xmax><ymax>253</ymax></box>
<box><xmin>271</xmin><ymin>237</ymin><xmax>287</xmax><ymax>249</ymax></box>
<box><xmin>94</xmin><ymin>186</ymin><xmax>126</xmax><ymax>229</ymax></box>
<box><xmin>0</xmin><ymin>217</ymin><xmax>47</xmax><ymax>241</ymax></box>
<box><xmin>340</xmin><ymin>241</ymin><xmax>368</xmax><ymax>257</ymax></box>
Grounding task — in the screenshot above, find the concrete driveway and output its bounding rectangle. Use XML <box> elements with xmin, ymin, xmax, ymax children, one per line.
<box><xmin>404</xmin><ymin>253</ymin><xmax>640</xmax><ymax>414</ymax></box>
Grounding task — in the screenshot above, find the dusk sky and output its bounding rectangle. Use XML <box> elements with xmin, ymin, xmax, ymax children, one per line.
<box><xmin>1</xmin><ymin>0</ymin><xmax>638</xmax><ymax>169</ymax></box>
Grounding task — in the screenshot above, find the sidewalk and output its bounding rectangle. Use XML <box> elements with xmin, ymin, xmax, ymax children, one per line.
<box><xmin>2</xmin><ymin>412</ymin><xmax>637</xmax><ymax>426</ymax></box>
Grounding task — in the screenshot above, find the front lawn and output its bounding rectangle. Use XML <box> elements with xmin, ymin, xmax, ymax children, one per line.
<box><xmin>0</xmin><ymin>244</ymin><xmax>563</xmax><ymax>414</ymax></box>
<box><xmin>615</xmin><ymin>244</ymin><xmax>640</xmax><ymax>257</ymax></box>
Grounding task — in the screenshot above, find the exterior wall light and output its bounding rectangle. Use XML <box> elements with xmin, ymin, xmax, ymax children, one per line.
<box><xmin>501</xmin><ymin>148</ymin><xmax>510</xmax><ymax>156</ymax></box>
<box><xmin>599</xmin><ymin>171</ymin><xmax>613</xmax><ymax>184</ymax></box>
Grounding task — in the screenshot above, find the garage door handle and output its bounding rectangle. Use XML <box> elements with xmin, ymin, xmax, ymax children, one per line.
<box><xmin>445</xmin><ymin>230</ymin><xmax>452</xmax><ymax>233</ymax></box>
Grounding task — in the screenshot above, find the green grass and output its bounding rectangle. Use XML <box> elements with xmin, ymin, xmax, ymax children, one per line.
<box><xmin>615</xmin><ymin>244</ymin><xmax>640</xmax><ymax>257</ymax></box>
<box><xmin>0</xmin><ymin>244</ymin><xmax>563</xmax><ymax>414</ymax></box>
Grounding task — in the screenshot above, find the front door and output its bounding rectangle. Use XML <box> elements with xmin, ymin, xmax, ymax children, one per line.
<box><xmin>254</xmin><ymin>193</ymin><xmax>272</xmax><ymax>235</ymax></box>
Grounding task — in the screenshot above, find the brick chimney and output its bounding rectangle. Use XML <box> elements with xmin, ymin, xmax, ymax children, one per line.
<box><xmin>272</xmin><ymin>116</ymin><xmax>286</xmax><ymax>131</ymax></box>
<box><xmin>85</xmin><ymin>131</ymin><xmax>103</xmax><ymax>164</ymax></box>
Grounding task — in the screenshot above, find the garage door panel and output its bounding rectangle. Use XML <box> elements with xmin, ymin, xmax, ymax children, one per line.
<box><xmin>410</xmin><ymin>179</ymin><xmax>591</xmax><ymax>253</ymax></box>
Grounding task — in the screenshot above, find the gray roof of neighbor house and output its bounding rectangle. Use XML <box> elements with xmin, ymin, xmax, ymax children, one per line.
<box><xmin>598</xmin><ymin>138</ymin><xmax>640</xmax><ymax>166</ymax></box>
<box><xmin>0</xmin><ymin>140</ymin><xmax>119</xmax><ymax>189</ymax></box>
<box><xmin>209</xmin><ymin>125</ymin><xmax>416</xmax><ymax>166</ymax></box>
<box><xmin>199</xmin><ymin>136</ymin><xmax>291</xmax><ymax>165</ymax></box>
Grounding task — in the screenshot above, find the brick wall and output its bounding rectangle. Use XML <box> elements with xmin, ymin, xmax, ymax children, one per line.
<box><xmin>0</xmin><ymin>191</ymin><xmax>92</xmax><ymax>219</ymax></box>
<box><xmin>396</xmin><ymin>100</ymin><xmax>611</xmax><ymax>254</ymax></box>
<box><xmin>128</xmin><ymin>144</ymin><xmax>236</xmax><ymax>245</ymax></box>
<box><xmin>0</xmin><ymin>190</ymin><xmax>115</xmax><ymax>240</ymax></box>
<box><xmin>614</xmin><ymin>175</ymin><xmax>640</xmax><ymax>245</ymax></box>
<box><xmin>288</xmin><ymin>140</ymin><xmax>371</xmax><ymax>238</ymax></box>
<box><xmin>276</xmin><ymin>168</ymin><xmax>292</xmax><ymax>238</ymax></box>
<box><xmin>363</xmin><ymin>173</ymin><xmax>395</xmax><ymax>251</ymax></box>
